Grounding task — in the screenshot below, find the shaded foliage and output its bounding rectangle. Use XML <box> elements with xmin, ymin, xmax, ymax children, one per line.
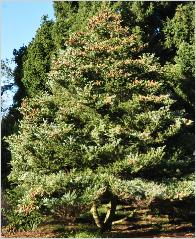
<box><xmin>22</xmin><ymin>16</ymin><xmax>55</xmax><ymax>97</ymax></box>
<box><xmin>13</xmin><ymin>45</ymin><xmax>27</xmax><ymax>103</ymax></box>
<box><xmin>163</xmin><ymin>2</ymin><xmax>195</xmax><ymax>116</ymax></box>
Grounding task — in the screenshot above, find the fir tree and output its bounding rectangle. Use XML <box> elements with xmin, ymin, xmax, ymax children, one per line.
<box><xmin>6</xmin><ymin>9</ymin><xmax>194</xmax><ymax>231</ymax></box>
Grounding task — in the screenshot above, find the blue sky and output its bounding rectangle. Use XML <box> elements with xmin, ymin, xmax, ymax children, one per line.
<box><xmin>1</xmin><ymin>0</ymin><xmax>55</xmax><ymax>114</ymax></box>
<box><xmin>1</xmin><ymin>0</ymin><xmax>55</xmax><ymax>61</ymax></box>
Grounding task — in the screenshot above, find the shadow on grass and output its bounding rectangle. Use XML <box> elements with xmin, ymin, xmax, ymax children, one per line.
<box><xmin>2</xmin><ymin>205</ymin><xmax>195</xmax><ymax>238</ymax></box>
<box><xmin>107</xmin><ymin>226</ymin><xmax>195</xmax><ymax>238</ymax></box>
<box><xmin>51</xmin><ymin>220</ymin><xmax>194</xmax><ymax>238</ymax></box>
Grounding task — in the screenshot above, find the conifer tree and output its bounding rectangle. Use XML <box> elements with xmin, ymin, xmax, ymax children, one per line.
<box><xmin>163</xmin><ymin>2</ymin><xmax>195</xmax><ymax>115</ymax></box>
<box><xmin>52</xmin><ymin>1</ymin><xmax>106</xmax><ymax>49</ymax></box>
<box><xmin>22</xmin><ymin>16</ymin><xmax>55</xmax><ymax>97</ymax></box>
<box><xmin>12</xmin><ymin>45</ymin><xmax>28</xmax><ymax>103</ymax></box>
<box><xmin>52</xmin><ymin>1</ymin><xmax>79</xmax><ymax>49</ymax></box>
<box><xmin>6</xmin><ymin>9</ymin><xmax>194</xmax><ymax>231</ymax></box>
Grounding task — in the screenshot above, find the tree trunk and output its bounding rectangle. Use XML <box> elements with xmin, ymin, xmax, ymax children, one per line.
<box><xmin>91</xmin><ymin>196</ymin><xmax>117</xmax><ymax>231</ymax></box>
<box><xmin>103</xmin><ymin>197</ymin><xmax>117</xmax><ymax>231</ymax></box>
<box><xmin>90</xmin><ymin>202</ymin><xmax>103</xmax><ymax>229</ymax></box>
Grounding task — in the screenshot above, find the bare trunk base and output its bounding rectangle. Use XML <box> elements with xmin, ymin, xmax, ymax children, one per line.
<box><xmin>90</xmin><ymin>196</ymin><xmax>117</xmax><ymax>232</ymax></box>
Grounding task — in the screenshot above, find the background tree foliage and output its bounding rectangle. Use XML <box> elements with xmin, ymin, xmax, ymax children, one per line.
<box><xmin>163</xmin><ymin>2</ymin><xmax>195</xmax><ymax>115</ymax></box>
<box><xmin>4</xmin><ymin>7</ymin><xmax>194</xmax><ymax>231</ymax></box>
<box><xmin>12</xmin><ymin>46</ymin><xmax>27</xmax><ymax>103</ymax></box>
<box><xmin>21</xmin><ymin>16</ymin><xmax>55</xmax><ymax>97</ymax></box>
<box><xmin>2</xmin><ymin>18</ymin><xmax>55</xmax><ymax>189</ymax></box>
